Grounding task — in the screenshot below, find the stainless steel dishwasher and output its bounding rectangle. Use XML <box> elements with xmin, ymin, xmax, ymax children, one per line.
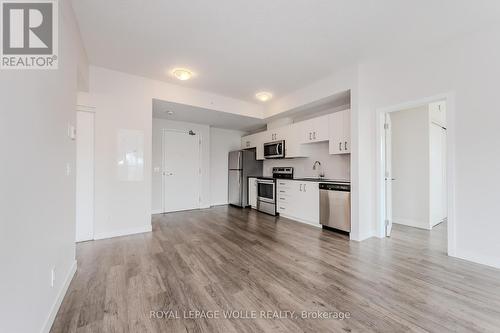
<box><xmin>319</xmin><ymin>182</ymin><xmax>351</xmax><ymax>232</ymax></box>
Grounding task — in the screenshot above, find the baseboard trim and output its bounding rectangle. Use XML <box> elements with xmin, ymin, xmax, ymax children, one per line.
<box><xmin>279</xmin><ymin>213</ymin><xmax>322</xmax><ymax>228</ymax></box>
<box><xmin>453</xmin><ymin>249</ymin><xmax>500</xmax><ymax>269</ymax></box>
<box><xmin>151</xmin><ymin>209</ymin><xmax>163</xmax><ymax>215</ymax></box>
<box><xmin>41</xmin><ymin>260</ymin><xmax>77</xmax><ymax>333</ymax></box>
<box><xmin>210</xmin><ymin>202</ymin><xmax>228</xmax><ymax>207</ymax></box>
<box><xmin>393</xmin><ymin>218</ymin><xmax>431</xmax><ymax>230</ymax></box>
<box><xmin>93</xmin><ymin>225</ymin><xmax>152</xmax><ymax>240</ymax></box>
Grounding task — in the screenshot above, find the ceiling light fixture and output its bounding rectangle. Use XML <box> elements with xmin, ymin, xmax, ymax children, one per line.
<box><xmin>255</xmin><ymin>91</ymin><xmax>273</xmax><ymax>102</ymax></box>
<box><xmin>172</xmin><ymin>68</ymin><xmax>193</xmax><ymax>81</ymax></box>
<box><xmin>165</xmin><ymin>110</ymin><xmax>174</xmax><ymax>115</ymax></box>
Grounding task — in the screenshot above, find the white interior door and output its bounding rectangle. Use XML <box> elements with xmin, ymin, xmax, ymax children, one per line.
<box><xmin>163</xmin><ymin>130</ymin><xmax>200</xmax><ymax>212</ymax></box>
<box><xmin>76</xmin><ymin>111</ymin><xmax>94</xmax><ymax>242</ymax></box>
<box><xmin>430</xmin><ymin>123</ymin><xmax>447</xmax><ymax>225</ymax></box>
<box><xmin>385</xmin><ymin>113</ymin><xmax>394</xmax><ymax>236</ymax></box>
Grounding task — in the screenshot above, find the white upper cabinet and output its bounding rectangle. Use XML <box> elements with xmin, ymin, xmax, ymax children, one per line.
<box><xmin>266</xmin><ymin>128</ymin><xmax>285</xmax><ymax>142</ymax></box>
<box><xmin>241</xmin><ymin>108</ymin><xmax>351</xmax><ymax>158</ymax></box>
<box><xmin>241</xmin><ymin>133</ymin><xmax>256</xmax><ymax>149</ymax></box>
<box><xmin>282</xmin><ymin>123</ymin><xmax>308</xmax><ymax>158</ymax></box>
<box><xmin>300</xmin><ymin>114</ymin><xmax>330</xmax><ymax>144</ymax></box>
<box><xmin>254</xmin><ymin>131</ymin><xmax>266</xmax><ymax>160</ymax></box>
<box><xmin>329</xmin><ymin>109</ymin><xmax>351</xmax><ymax>154</ymax></box>
<box><xmin>241</xmin><ymin>131</ymin><xmax>266</xmax><ymax>160</ymax></box>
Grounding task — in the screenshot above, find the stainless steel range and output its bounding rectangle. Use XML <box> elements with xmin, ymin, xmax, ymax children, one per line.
<box><xmin>256</xmin><ymin>167</ymin><xmax>293</xmax><ymax>216</ymax></box>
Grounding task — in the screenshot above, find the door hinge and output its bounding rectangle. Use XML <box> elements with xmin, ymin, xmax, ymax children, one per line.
<box><xmin>384</xmin><ymin>123</ymin><xmax>389</xmax><ymax>130</ymax></box>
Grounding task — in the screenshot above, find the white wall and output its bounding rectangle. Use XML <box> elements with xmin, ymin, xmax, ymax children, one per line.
<box><xmin>391</xmin><ymin>106</ymin><xmax>430</xmax><ymax>229</ymax></box>
<box><xmin>151</xmin><ymin>121</ymin><xmax>243</xmax><ymax>211</ymax></box>
<box><xmin>263</xmin><ymin>142</ymin><xmax>350</xmax><ymax>180</ymax></box>
<box><xmin>357</xmin><ymin>24</ymin><xmax>500</xmax><ymax>268</ymax></box>
<box><xmin>268</xmin><ymin>23</ymin><xmax>500</xmax><ymax>268</ymax></box>
<box><xmin>88</xmin><ymin>66</ymin><xmax>263</xmax><ymax>239</ymax></box>
<box><xmin>210</xmin><ymin>128</ymin><xmax>244</xmax><ymax>206</ymax></box>
<box><xmin>0</xmin><ymin>1</ymin><xmax>88</xmax><ymax>332</ymax></box>
<box><xmin>152</xmin><ymin>119</ymin><xmax>211</xmax><ymax>212</ymax></box>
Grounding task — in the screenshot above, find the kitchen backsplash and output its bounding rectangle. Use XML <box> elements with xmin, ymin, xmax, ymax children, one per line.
<box><xmin>263</xmin><ymin>141</ymin><xmax>350</xmax><ymax>180</ymax></box>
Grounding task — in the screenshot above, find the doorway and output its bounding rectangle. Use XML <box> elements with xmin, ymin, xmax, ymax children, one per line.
<box><xmin>378</xmin><ymin>94</ymin><xmax>455</xmax><ymax>255</ymax></box>
<box><xmin>76</xmin><ymin>110</ymin><xmax>95</xmax><ymax>242</ymax></box>
<box><xmin>162</xmin><ymin>129</ymin><xmax>201</xmax><ymax>212</ymax></box>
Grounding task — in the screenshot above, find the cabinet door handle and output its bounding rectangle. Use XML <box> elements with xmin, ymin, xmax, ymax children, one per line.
<box><xmin>313</xmin><ymin>132</ymin><xmax>316</xmax><ymax>140</ymax></box>
<box><xmin>309</xmin><ymin>132</ymin><xmax>312</xmax><ymax>140</ymax></box>
<box><xmin>280</xmin><ymin>197</ymin><xmax>285</xmax><ymax>200</ymax></box>
<box><xmin>344</xmin><ymin>141</ymin><xmax>348</xmax><ymax>150</ymax></box>
<box><xmin>299</xmin><ymin>184</ymin><xmax>302</xmax><ymax>191</ymax></box>
<box><xmin>303</xmin><ymin>183</ymin><xmax>307</xmax><ymax>192</ymax></box>
<box><xmin>279</xmin><ymin>190</ymin><xmax>285</xmax><ymax>193</ymax></box>
<box><xmin>339</xmin><ymin>142</ymin><xmax>342</xmax><ymax>151</ymax></box>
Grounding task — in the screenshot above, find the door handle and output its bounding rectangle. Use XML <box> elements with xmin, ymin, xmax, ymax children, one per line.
<box><xmin>313</xmin><ymin>132</ymin><xmax>316</xmax><ymax>140</ymax></box>
<box><xmin>303</xmin><ymin>183</ymin><xmax>306</xmax><ymax>192</ymax></box>
<box><xmin>299</xmin><ymin>184</ymin><xmax>302</xmax><ymax>191</ymax></box>
<box><xmin>344</xmin><ymin>141</ymin><xmax>348</xmax><ymax>150</ymax></box>
<box><xmin>309</xmin><ymin>132</ymin><xmax>312</xmax><ymax>140</ymax></box>
<box><xmin>339</xmin><ymin>142</ymin><xmax>342</xmax><ymax>151</ymax></box>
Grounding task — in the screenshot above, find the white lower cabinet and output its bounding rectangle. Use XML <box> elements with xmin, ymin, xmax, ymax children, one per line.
<box><xmin>277</xmin><ymin>180</ymin><xmax>320</xmax><ymax>226</ymax></box>
<box><xmin>248</xmin><ymin>177</ymin><xmax>258</xmax><ymax>208</ymax></box>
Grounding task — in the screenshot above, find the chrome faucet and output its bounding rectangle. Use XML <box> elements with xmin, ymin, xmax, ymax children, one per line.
<box><xmin>313</xmin><ymin>161</ymin><xmax>325</xmax><ymax>178</ymax></box>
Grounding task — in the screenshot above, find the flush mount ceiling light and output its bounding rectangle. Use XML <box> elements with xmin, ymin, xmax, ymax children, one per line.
<box><xmin>255</xmin><ymin>91</ymin><xmax>273</xmax><ymax>102</ymax></box>
<box><xmin>165</xmin><ymin>110</ymin><xmax>174</xmax><ymax>115</ymax></box>
<box><xmin>172</xmin><ymin>68</ymin><xmax>193</xmax><ymax>81</ymax></box>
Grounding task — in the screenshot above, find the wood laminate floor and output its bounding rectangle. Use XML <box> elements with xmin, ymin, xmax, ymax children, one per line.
<box><xmin>51</xmin><ymin>206</ymin><xmax>500</xmax><ymax>333</ymax></box>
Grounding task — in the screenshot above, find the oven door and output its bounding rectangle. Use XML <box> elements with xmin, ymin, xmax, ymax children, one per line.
<box><xmin>257</xmin><ymin>180</ymin><xmax>275</xmax><ymax>203</ymax></box>
<box><xmin>264</xmin><ymin>141</ymin><xmax>285</xmax><ymax>159</ymax></box>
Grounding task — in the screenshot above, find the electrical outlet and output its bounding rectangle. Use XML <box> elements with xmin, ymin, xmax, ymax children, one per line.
<box><xmin>51</xmin><ymin>268</ymin><xmax>55</xmax><ymax>287</ymax></box>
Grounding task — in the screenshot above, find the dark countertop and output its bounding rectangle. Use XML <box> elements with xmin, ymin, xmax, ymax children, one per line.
<box><xmin>293</xmin><ymin>178</ymin><xmax>350</xmax><ymax>183</ymax></box>
<box><xmin>248</xmin><ymin>176</ymin><xmax>350</xmax><ymax>183</ymax></box>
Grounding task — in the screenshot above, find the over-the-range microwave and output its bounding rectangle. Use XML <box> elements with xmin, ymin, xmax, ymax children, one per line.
<box><xmin>263</xmin><ymin>140</ymin><xmax>285</xmax><ymax>159</ymax></box>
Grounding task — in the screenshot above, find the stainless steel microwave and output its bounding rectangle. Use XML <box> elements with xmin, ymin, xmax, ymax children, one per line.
<box><xmin>263</xmin><ymin>140</ymin><xmax>285</xmax><ymax>159</ymax></box>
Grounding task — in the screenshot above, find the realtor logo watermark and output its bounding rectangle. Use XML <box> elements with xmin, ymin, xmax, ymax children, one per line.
<box><xmin>1</xmin><ymin>0</ymin><xmax>58</xmax><ymax>69</ymax></box>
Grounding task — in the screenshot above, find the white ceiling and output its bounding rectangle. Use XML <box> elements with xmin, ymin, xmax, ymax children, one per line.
<box><xmin>152</xmin><ymin>99</ymin><xmax>266</xmax><ymax>132</ymax></box>
<box><xmin>72</xmin><ymin>0</ymin><xmax>500</xmax><ymax>103</ymax></box>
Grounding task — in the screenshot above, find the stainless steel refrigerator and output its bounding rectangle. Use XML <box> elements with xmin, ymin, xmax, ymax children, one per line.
<box><xmin>228</xmin><ymin>150</ymin><xmax>263</xmax><ymax>207</ymax></box>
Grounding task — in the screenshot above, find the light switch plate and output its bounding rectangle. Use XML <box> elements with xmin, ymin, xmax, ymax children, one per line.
<box><xmin>67</xmin><ymin>124</ymin><xmax>76</xmax><ymax>140</ymax></box>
